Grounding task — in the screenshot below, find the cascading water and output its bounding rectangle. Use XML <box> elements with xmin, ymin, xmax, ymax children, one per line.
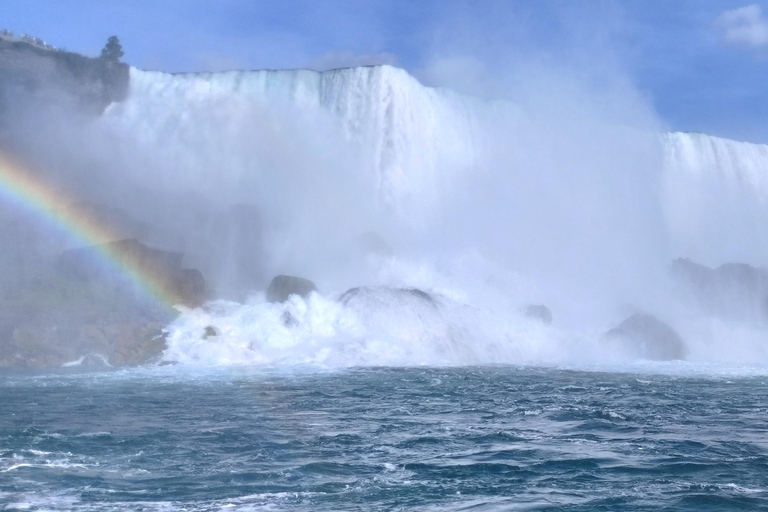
<box><xmin>662</xmin><ymin>131</ymin><xmax>768</xmax><ymax>266</ymax></box>
<box><xmin>84</xmin><ymin>65</ymin><xmax>768</xmax><ymax>368</ymax></box>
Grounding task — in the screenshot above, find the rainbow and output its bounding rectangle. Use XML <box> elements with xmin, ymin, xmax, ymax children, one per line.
<box><xmin>0</xmin><ymin>152</ymin><xmax>183</xmax><ymax>310</ymax></box>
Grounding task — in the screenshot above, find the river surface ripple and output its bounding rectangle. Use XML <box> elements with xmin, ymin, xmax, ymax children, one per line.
<box><xmin>1</xmin><ymin>366</ymin><xmax>768</xmax><ymax>511</ymax></box>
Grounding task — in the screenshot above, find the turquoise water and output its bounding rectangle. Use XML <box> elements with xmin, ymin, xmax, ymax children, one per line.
<box><xmin>2</xmin><ymin>366</ymin><xmax>768</xmax><ymax>510</ymax></box>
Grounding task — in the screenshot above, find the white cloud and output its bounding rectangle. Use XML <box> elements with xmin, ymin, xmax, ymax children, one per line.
<box><xmin>306</xmin><ymin>51</ymin><xmax>398</xmax><ymax>71</ymax></box>
<box><xmin>716</xmin><ymin>4</ymin><xmax>768</xmax><ymax>48</ymax></box>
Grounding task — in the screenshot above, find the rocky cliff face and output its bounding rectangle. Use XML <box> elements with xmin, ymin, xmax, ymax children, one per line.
<box><xmin>0</xmin><ymin>36</ymin><xmax>129</xmax><ymax>118</ymax></box>
<box><xmin>0</xmin><ymin>239</ymin><xmax>208</xmax><ymax>368</ymax></box>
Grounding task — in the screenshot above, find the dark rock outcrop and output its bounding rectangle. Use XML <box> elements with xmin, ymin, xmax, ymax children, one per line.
<box><xmin>172</xmin><ymin>269</ymin><xmax>207</xmax><ymax>309</ymax></box>
<box><xmin>671</xmin><ymin>258</ymin><xmax>768</xmax><ymax>322</ymax></box>
<box><xmin>523</xmin><ymin>304</ymin><xmax>552</xmax><ymax>325</ymax></box>
<box><xmin>0</xmin><ymin>321</ymin><xmax>166</xmax><ymax>368</ymax></box>
<box><xmin>606</xmin><ymin>313</ymin><xmax>686</xmax><ymax>361</ymax></box>
<box><xmin>266</xmin><ymin>275</ymin><xmax>317</xmax><ymax>303</ymax></box>
<box><xmin>0</xmin><ymin>278</ymin><xmax>171</xmax><ymax>368</ymax></box>
<box><xmin>0</xmin><ymin>240</ymin><xmax>208</xmax><ymax>368</ymax></box>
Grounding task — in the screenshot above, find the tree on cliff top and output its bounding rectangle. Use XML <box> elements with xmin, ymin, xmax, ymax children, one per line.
<box><xmin>100</xmin><ymin>36</ymin><xmax>123</xmax><ymax>62</ymax></box>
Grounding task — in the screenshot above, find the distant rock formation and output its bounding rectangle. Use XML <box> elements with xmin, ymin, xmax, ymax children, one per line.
<box><xmin>67</xmin><ymin>202</ymin><xmax>152</xmax><ymax>242</ymax></box>
<box><xmin>0</xmin><ymin>275</ymin><xmax>172</xmax><ymax>367</ymax></box>
<box><xmin>2</xmin><ymin>321</ymin><xmax>167</xmax><ymax>368</ymax></box>
<box><xmin>0</xmin><ymin>239</ymin><xmax>208</xmax><ymax>368</ymax></box>
<box><xmin>266</xmin><ymin>275</ymin><xmax>317</xmax><ymax>303</ymax></box>
<box><xmin>606</xmin><ymin>313</ymin><xmax>686</xmax><ymax>361</ymax></box>
<box><xmin>57</xmin><ymin>238</ymin><xmax>207</xmax><ymax>308</ymax></box>
<box><xmin>523</xmin><ymin>304</ymin><xmax>552</xmax><ymax>325</ymax></box>
<box><xmin>671</xmin><ymin>258</ymin><xmax>768</xmax><ymax>322</ymax></box>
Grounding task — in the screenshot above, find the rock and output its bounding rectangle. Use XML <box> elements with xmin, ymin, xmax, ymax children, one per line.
<box><xmin>606</xmin><ymin>313</ymin><xmax>686</xmax><ymax>361</ymax></box>
<box><xmin>105</xmin><ymin>322</ymin><xmax>167</xmax><ymax>366</ymax></box>
<box><xmin>266</xmin><ymin>275</ymin><xmax>317</xmax><ymax>303</ymax></box>
<box><xmin>281</xmin><ymin>311</ymin><xmax>299</xmax><ymax>327</ymax></box>
<box><xmin>58</xmin><ymin>238</ymin><xmax>182</xmax><ymax>281</ymax></box>
<box><xmin>0</xmin><ymin>270</ymin><xmax>174</xmax><ymax>368</ymax></box>
<box><xmin>339</xmin><ymin>286</ymin><xmax>436</xmax><ymax>306</ymax></box>
<box><xmin>68</xmin><ymin>202</ymin><xmax>151</xmax><ymax>242</ymax></box>
<box><xmin>1</xmin><ymin>321</ymin><xmax>167</xmax><ymax>368</ymax></box>
<box><xmin>78</xmin><ymin>324</ymin><xmax>109</xmax><ymax>345</ymax></box>
<box><xmin>523</xmin><ymin>304</ymin><xmax>552</xmax><ymax>325</ymax></box>
<box><xmin>671</xmin><ymin>258</ymin><xmax>768</xmax><ymax>322</ymax></box>
<box><xmin>173</xmin><ymin>268</ymin><xmax>207</xmax><ymax>308</ymax></box>
<box><xmin>336</xmin><ymin>286</ymin><xmax>447</xmax><ymax>347</ymax></box>
<box><xmin>203</xmin><ymin>326</ymin><xmax>218</xmax><ymax>339</ymax></box>
<box><xmin>57</xmin><ymin>238</ymin><xmax>208</xmax><ymax>307</ymax></box>
<box><xmin>9</xmin><ymin>326</ymin><xmax>65</xmax><ymax>367</ymax></box>
<box><xmin>66</xmin><ymin>354</ymin><xmax>111</xmax><ymax>368</ymax></box>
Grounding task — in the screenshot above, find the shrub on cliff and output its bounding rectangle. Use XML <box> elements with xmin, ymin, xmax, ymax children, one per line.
<box><xmin>100</xmin><ymin>35</ymin><xmax>123</xmax><ymax>62</ymax></box>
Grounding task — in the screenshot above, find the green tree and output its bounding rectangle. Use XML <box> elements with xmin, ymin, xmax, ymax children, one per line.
<box><xmin>100</xmin><ymin>36</ymin><xmax>124</xmax><ymax>62</ymax></box>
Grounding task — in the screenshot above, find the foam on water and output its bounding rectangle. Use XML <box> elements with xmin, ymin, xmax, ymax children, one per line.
<box><xmin>163</xmin><ymin>293</ymin><xmax>573</xmax><ymax>368</ymax></box>
<box><xmin>163</xmin><ymin>291</ymin><xmax>768</xmax><ymax>370</ymax></box>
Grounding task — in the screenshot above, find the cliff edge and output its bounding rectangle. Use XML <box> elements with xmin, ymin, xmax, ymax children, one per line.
<box><xmin>0</xmin><ymin>35</ymin><xmax>129</xmax><ymax>117</ymax></box>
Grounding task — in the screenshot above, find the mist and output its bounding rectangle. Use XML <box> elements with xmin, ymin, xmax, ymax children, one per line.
<box><xmin>1</xmin><ymin>3</ymin><xmax>768</xmax><ymax>368</ymax></box>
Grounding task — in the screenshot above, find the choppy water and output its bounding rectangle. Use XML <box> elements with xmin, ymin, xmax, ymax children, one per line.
<box><xmin>2</xmin><ymin>365</ymin><xmax>768</xmax><ymax>511</ymax></box>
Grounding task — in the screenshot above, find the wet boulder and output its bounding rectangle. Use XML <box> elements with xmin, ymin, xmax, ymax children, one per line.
<box><xmin>337</xmin><ymin>286</ymin><xmax>447</xmax><ymax>348</ymax></box>
<box><xmin>523</xmin><ymin>304</ymin><xmax>552</xmax><ymax>325</ymax></box>
<box><xmin>339</xmin><ymin>286</ymin><xmax>437</xmax><ymax>307</ymax></box>
<box><xmin>173</xmin><ymin>268</ymin><xmax>207</xmax><ymax>308</ymax></box>
<box><xmin>266</xmin><ymin>275</ymin><xmax>317</xmax><ymax>303</ymax></box>
<box><xmin>605</xmin><ymin>313</ymin><xmax>686</xmax><ymax>361</ymax></box>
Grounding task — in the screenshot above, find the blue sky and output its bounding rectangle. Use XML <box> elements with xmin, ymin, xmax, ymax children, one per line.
<box><xmin>2</xmin><ymin>0</ymin><xmax>768</xmax><ymax>143</ymax></box>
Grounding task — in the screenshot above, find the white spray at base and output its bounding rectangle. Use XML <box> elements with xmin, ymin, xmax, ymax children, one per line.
<box><xmin>93</xmin><ymin>66</ymin><xmax>768</xmax><ymax>368</ymax></box>
<box><xmin>162</xmin><ymin>254</ymin><xmax>599</xmax><ymax>367</ymax></box>
<box><xmin>162</xmin><ymin>255</ymin><xmax>768</xmax><ymax>368</ymax></box>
